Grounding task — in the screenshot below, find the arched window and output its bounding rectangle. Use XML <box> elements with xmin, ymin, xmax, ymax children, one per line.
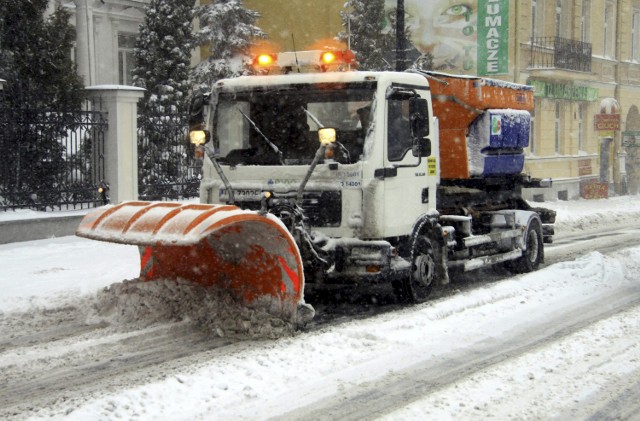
<box><xmin>604</xmin><ymin>1</ymin><xmax>616</xmax><ymax>59</ymax></box>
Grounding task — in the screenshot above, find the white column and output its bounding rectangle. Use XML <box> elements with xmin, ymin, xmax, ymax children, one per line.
<box><xmin>94</xmin><ymin>16</ymin><xmax>115</xmax><ymax>84</ymax></box>
<box><xmin>74</xmin><ymin>0</ymin><xmax>95</xmax><ymax>85</ymax></box>
<box><xmin>86</xmin><ymin>85</ymin><xmax>145</xmax><ymax>203</ymax></box>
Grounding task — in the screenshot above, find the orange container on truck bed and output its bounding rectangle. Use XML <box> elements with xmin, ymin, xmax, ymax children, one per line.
<box><xmin>424</xmin><ymin>72</ymin><xmax>534</xmax><ymax>180</ymax></box>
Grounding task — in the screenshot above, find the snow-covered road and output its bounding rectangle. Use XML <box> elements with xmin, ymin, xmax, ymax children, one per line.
<box><xmin>1</xmin><ymin>196</ymin><xmax>640</xmax><ymax>420</ymax></box>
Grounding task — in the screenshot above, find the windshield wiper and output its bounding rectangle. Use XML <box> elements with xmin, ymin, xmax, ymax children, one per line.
<box><xmin>237</xmin><ymin>108</ymin><xmax>284</xmax><ymax>165</ymax></box>
<box><xmin>204</xmin><ymin>143</ymin><xmax>235</xmax><ymax>204</ymax></box>
<box><xmin>302</xmin><ymin>107</ymin><xmax>324</xmax><ymax>129</ymax></box>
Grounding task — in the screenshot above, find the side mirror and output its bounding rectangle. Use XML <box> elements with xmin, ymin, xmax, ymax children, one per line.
<box><xmin>410</xmin><ymin>97</ymin><xmax>430</xmax><ymax>157</ymax></box>
<box><xmin>412</xmin><ymin>138</ymin><xmax>431</xmax><ymax>157</ymax></box>
<box><xmin>409</xmin><ymin>97</ymin><xmax>429</xmax><ymax>139</ymax></box>
<box><xmin>188</xmin><ymin>93</ymin><xmax>205</xmax><ymax>127</ymax></box>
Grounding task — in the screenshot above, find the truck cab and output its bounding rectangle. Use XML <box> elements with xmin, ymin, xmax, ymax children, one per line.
<box><xmin>196</xmin><ymin>69</ymin><xmax>437</xmax><ymax>229</ymax></box>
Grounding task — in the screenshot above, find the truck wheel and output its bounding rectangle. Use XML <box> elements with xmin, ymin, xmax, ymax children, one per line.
<box><xmin>508</xmin><ymin>218</ymin><xmax>543</xmax><ymax>274</ymax></box>
<box><xmin>402</xmin><ymin>235</ymin><xmax>435</xmax><ymax>303</ymax></box>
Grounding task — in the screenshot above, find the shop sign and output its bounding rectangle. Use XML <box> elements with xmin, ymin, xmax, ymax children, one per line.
<box><xmin>578</xmin><ymin>159</ymin><xmax>592</xmax><ymax>176</ymax></box>
<box><xmin>529</xmin><ymin>80</ymin><xmax>599</xmax><ymax>101</ymax></box>
<box><xmin>477</xmin><ymin>0</ymin><xmax>510</xmax><ymax>76</ymax></box>
<box><xmin>594</xmin><ymin>114</ymin><xmax>620</xmax><ymax>131</ymax></box>
<box><xmin>622</xmin><ymin>131</ymin><xmax>640</xmax><ymax>147</ymax></box>
<box><xmin>580</xmin><ymin>181</ymin><xmax>608</xmax><ymax>199</ymax></box>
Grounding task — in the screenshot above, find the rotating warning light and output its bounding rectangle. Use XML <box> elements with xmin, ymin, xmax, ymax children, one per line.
<box><xmin>321</xmin><ymin>51</ymin><xmax>336</xmax><ymax>64</ymax></box>
<box><xmin>251</xmin><ymin>50</ymin><xmax>357</xmax><ymax>74</ymax></box>
<box><xmin>254</xmin><ymin>53</ymin><xmax>277</xmax><ymax>68</ymax></box>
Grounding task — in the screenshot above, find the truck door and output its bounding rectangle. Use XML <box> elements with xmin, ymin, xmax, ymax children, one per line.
<box><xmin>383</xmin><ymin>86</ymin><xmax>435</xmax><ymax>237</ymax></box>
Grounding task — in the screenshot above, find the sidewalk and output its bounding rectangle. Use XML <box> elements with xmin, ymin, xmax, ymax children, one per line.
<box><xmin>0</xmin><ymin>208</ymin><xmax>91</xmax><ymax>244</ymax></box>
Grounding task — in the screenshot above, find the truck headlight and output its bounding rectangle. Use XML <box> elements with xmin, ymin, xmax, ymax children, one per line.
<box><xmin>318</xmin><ymin>128</ymin><xmax>336</xmax><ymax>145</ymax></box>
<box><xmin>189</xmin><ymin>130</ymin><xmax>208</xmax><ymax>146</ymax></box>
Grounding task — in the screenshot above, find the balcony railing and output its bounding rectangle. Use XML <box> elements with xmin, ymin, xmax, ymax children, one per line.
<box><xmin>529</xmin><ymin>36</ymin><xmax>592</xmax><ymax>72</ymax></box>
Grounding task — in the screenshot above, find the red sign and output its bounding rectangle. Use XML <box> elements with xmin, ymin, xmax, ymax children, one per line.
<box><xmin>594</xmin><ymin>114</ymin><xmax>620</xmax><ymax>131</ymax></box>
<box><xmin>580</xmin><ymin>181</ymin><xmax>608</xmax><ymax>199</ymax></box>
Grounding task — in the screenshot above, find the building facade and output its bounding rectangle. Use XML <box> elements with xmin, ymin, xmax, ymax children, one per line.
<box><xmin>54</xmin><ymin>0</ymin><xmax>341</xmax><ymax>85</ymax></box>
<box><xmin>51</xmin><ymin>0</ymin><xmax>148</xmax><ymax>87</ymax></box>
<box><xmin>242</xmin><ymin>0</ymin><xmax>343</xmax><ymax>51</ymax></box>
<box><xmin>59</xmin><ymin>0</ymin><xmax>640</xmax><ymax>200</ymax></box>
<box><xmin>373</xmin><ymin>0</ymin><xmax>640</xmax><ymax>200</ymax></box>
<box><xmin>517</xmin><ymin>0</ymin><xmax>640</xmax><ymax>200</ymax></box>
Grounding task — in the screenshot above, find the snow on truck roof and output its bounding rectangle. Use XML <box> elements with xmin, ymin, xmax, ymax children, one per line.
<box><xmin>215</xmin><ymin>70</ymin><xmax>532</xmax><ymax>93</ymax></box>
<box><xmin>214</xmin><ymin>71</ymin><xmax>428</xmax><ymax>90</ymax></box>
<box><xmin>419</xmin><ymin>70</ymin><xmax>534</xmax><ymax>92</ymax></box>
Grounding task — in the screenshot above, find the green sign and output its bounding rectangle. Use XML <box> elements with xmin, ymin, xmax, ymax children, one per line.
<box><xmin>529</xmin><ymin>80</ymin><xmax>599</xmax><ymax>101</ymax></box>
<box><xmin>477</xmin><ymin>0</ymin><xmax>509</xmax><ymax>76</ymax></box>
<box><xmin>622</xmin><ymin>131</ymin><xmax>640</xmax><ymax>147</ymax></box>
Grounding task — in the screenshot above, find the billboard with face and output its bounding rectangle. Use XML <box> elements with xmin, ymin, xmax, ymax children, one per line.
<box><xmin>383</xmin><ymin>0</ymin><xmax>509</xmax><ymax>75</ymax></box>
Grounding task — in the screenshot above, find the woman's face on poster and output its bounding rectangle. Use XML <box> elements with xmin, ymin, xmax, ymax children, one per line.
<box><xmin>385</xmin><ymin>0</ymin><xmax>478</xmax><ymax>69</ymax></box>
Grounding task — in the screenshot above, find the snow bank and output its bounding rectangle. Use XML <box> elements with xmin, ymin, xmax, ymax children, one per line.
<box><xmin>91</xmin><ymin>279</ymin><xmax>296</xmax><ymax>339</ymax></box>
<box><xmin>546</xmin><ymin>195</ymin><xmax>640</xmax><ymax>234</ymax></box>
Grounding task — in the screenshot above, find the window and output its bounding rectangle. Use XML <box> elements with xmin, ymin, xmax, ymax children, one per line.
<box><xmin>213</xmin><ymin>82</ymin><xmax>376</xmax><ymax>165</ymax></box>
<box><xmin>531</xmin><ymin>0</ymin><xmax>544</xmax><ymax>39</ymax></box>
<box><xmin>604</xmin><ymin>1</ymin><xmax>616</xmax><ymax>59</ymax></box>
<box><xmin>581</xmin><ymin>0</ymin><xmax>591</xmax><ymax>43</ymax></box>
<box><xmin>555</xmin><ymin>0</ymin><xmax>562</xmax><ymax>38</ymax></box>
<box><xmin>531</xmin><ymin>0</ymin><xmax>537</xmax><ymax>39</ymax></box>
<box><xmin>555</xmin><ymin>102</ymin><xmax>562</xmax><ymax>154</ymax></box>
<box><xmin>633</xmin><ymin>10</ymin><xmax>640</xmax><ymax>61</ymax></box>
<box><xmin>387</xmin><ymin>98</ymin><xmax>412</xmax><ymax>161</ymax></box>
<box><xmin>553</xmin><ymin>0</ymin><xmax>571</xmax><ymax>39</ymax></box>
<box><xmin>578</xmin><ymin>103</ymin><xmax>585</xmax><ymax>152</ymax></box>
<box><xmin>530</xmin><ymin>102</ymin><xmax>537</xmax><ymax>155</ymax></box>
<box><xmin>118</xmin><ymin>33</ymin><xmax>136</xmax><ymax>85</ymax></box>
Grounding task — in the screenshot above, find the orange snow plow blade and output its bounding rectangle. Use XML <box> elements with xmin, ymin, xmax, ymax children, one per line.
<box><xmin>76</xmin><ymin>201</ymin><xmax>305</xmax><ymax>324</ymax></box>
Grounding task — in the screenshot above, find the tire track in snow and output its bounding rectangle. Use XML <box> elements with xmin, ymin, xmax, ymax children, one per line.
<box><xmin>0</xmin><ymin>322</ymin><xmax>236</xmax><ymax>420</ymax></box>
<box><xmin>583</xmin><ymin>377</ymin><xmax>640</xmax><ymax>420</ymax></box>
<box><xmin>0</xmin><ymin>304</ymin><xmax>95</xmax><ymax>350</ymax></box>
<box><xmin>270</xmin><ymin>289</ymin><xmax>640</xmax><ymax>421</ymax></box>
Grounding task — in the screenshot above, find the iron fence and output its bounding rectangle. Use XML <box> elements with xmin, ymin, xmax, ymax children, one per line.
<box><xmin>529</xmin><ymin>36</ymin><xmax>592</xmax><ymax>73</ymax></box>
<box><xmin>0</xmin><ymin>100</ymin><xmax>107</xmax><ymax>211</ymax></box>
<box><xmin>137</xmin><ymin>112</ymin><xmax>200</xmax><ymax>201</ymax></box>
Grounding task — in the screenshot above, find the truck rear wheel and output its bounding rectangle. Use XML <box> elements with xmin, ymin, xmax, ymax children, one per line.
<box><xmin>507</xmin><ymin>218</ymin><xmax>543</xmax><ymax>274</ymax></box>
<box><xmin>398</xmin><ymin>234</ymin><xmax>435</xmax><ymax>304</ymax></box>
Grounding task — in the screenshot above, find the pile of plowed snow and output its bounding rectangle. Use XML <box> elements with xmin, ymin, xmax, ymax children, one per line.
<box><xmin>546</xmin><ymin>195</ymin><xmax>640</xmax><ymax>235</ymax></box>
<box><xmin>89</xmin><ymin>279</ymin><xmax>296</xmax><ymax>339</ymax></box>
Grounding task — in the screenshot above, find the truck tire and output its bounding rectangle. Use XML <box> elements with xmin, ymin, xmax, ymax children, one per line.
<box><xmin>508</xmin><ymin>217</ymin><xmax>543</xmax><ymax>274</ymax></box>
<box><xmin>399</xmin><ymin>234</ymin><xmax>435</xmax><ymax>303</ymax></box>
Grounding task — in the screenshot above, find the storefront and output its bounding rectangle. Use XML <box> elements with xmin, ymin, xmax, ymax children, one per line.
<box><xmin>524</xmin><ymin>80</ymin><xmax>601</xmax><ymax>201</ymax></box>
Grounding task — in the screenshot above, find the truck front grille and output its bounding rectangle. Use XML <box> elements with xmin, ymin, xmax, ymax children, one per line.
<box><xmin>235</xmin><ymin>190</ymin><xmax>342</xmax><ymax>227</ymax></box>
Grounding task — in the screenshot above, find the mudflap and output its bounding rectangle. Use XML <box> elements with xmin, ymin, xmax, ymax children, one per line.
<box><xmin>77</xmin><ymin>201</ymin><xmax>312</xmax><ymax>325</ymax></box>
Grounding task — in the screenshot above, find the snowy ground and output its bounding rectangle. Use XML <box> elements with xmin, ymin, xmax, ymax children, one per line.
<box><xmin>1</xmin><ymin>196</ymin><xmax>640</xmax><ymax>420</ymax></box>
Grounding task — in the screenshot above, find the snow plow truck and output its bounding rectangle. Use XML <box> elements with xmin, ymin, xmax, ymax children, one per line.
<box><xmin>77</xmin><ymin>49</ymin><xmax>555</xmax><ymax>326</ymax></box>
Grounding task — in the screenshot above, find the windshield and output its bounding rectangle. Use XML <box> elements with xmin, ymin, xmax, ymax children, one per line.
<box><xmin>213</xmin><ymin>82</ymin><xmax>376</xmax><ymax>165</ymax></box>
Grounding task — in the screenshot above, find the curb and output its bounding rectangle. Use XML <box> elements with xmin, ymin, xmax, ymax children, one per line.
<box><xmin>0</xmin><ymin>215</ymin><xmax>85</xmax><ymax>244</ymax></box>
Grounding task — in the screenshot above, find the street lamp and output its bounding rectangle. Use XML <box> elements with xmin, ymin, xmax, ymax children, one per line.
<box><xmin>395</xmin><ymin>0</ymin><xmax>406</xmax><ymax>71</ymax></box>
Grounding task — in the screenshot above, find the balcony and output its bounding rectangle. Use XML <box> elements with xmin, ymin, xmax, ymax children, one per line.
<box><xmin>529</xmin><ymin>37</ymin><xmax>592</xmax><ymax>73</ymax></box>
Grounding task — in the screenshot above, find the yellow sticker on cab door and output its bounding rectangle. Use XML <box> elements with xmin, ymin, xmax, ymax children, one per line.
<box><xmin>427</xmin><ymin>157</ymin><xmax>437</xmax><ymax>176</ymax></box>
